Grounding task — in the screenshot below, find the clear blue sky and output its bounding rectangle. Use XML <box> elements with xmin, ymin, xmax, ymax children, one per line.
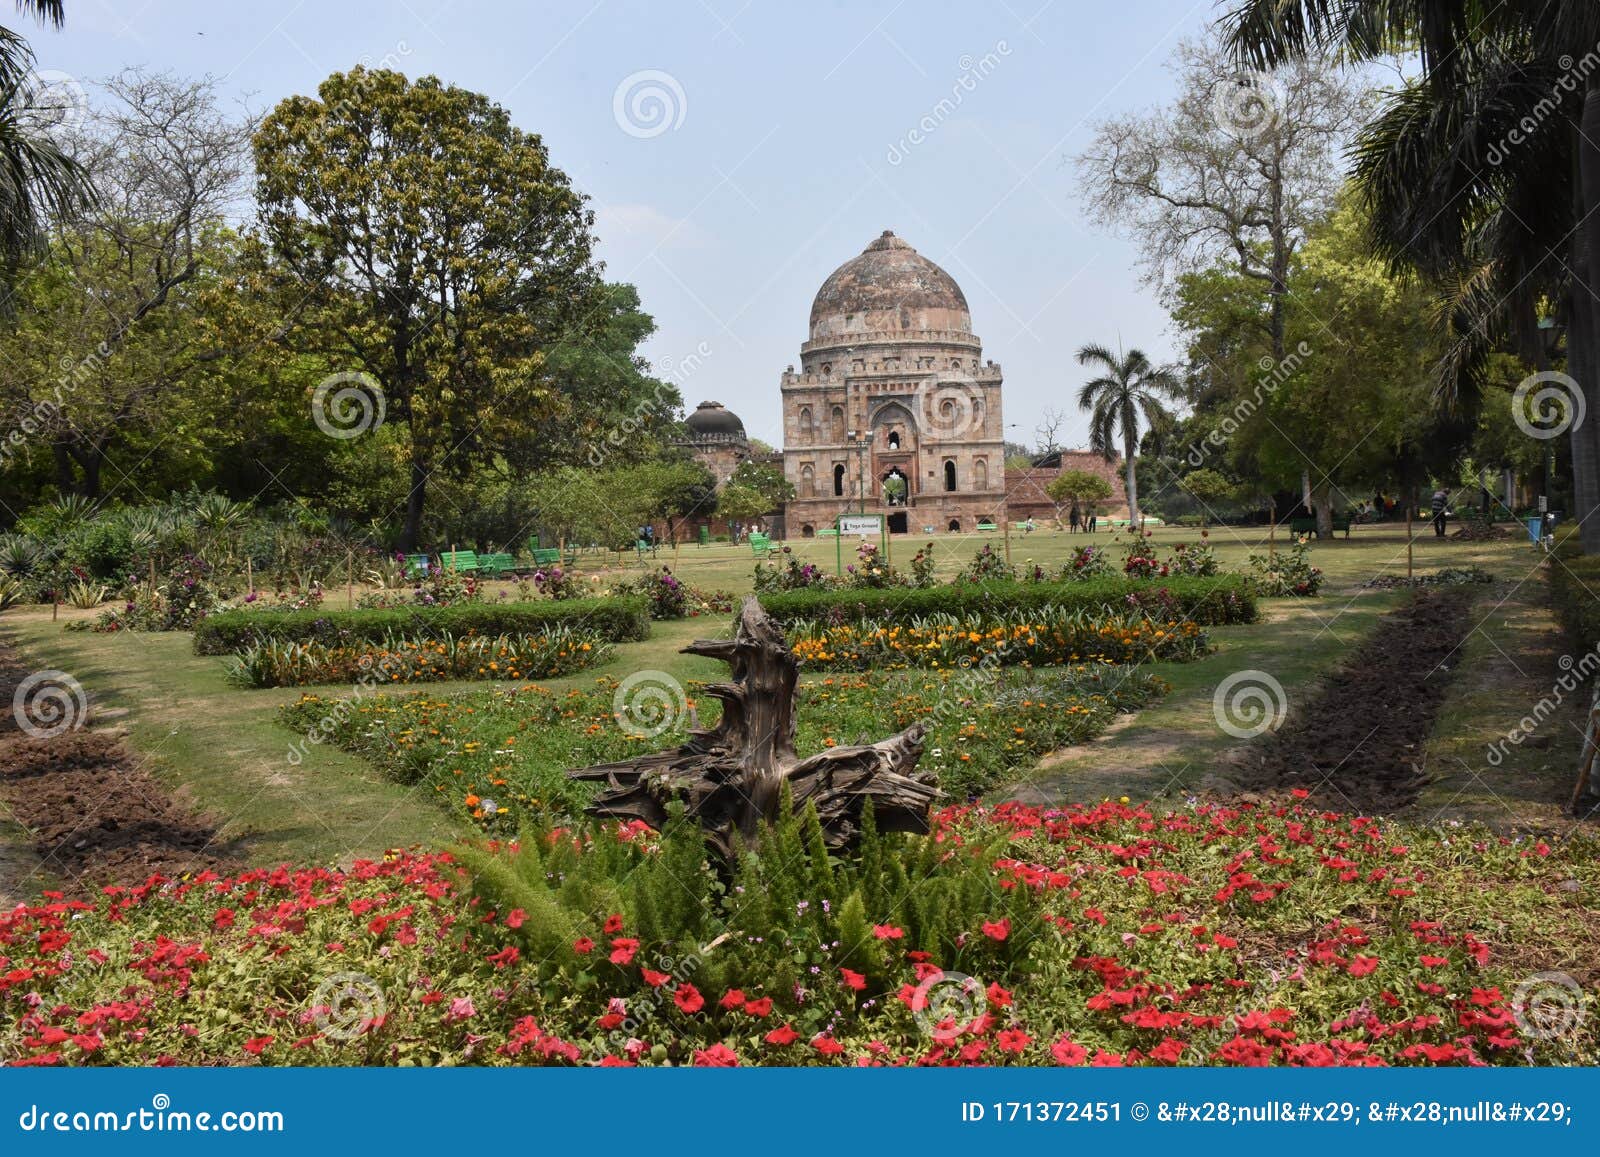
<box><xmin>30</xmin><ymin>0</ymin><xmax>1223</xmax><ymax>449</ymax></box>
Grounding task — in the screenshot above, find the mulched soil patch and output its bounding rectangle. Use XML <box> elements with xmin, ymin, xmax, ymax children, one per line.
<box><xmin>0</xmin><ymin>642</ymin><xmax>240</xmax><ymax>893</ymax></box>
<box><xmin>1229</xmin><ymin>587</ymin><xmax>1477</xmax><ymax>813</ymax></box>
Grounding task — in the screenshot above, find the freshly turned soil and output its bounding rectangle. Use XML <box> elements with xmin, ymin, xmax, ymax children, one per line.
<box><xmin>1231</xmin><ymin>588</ymin><xmax>1477</xmax><ymax>813</ymax></box>
<box><xmin>0</xmin><ymin>644</ymin><xmax>239</xmax><ymax>893</ymax></box>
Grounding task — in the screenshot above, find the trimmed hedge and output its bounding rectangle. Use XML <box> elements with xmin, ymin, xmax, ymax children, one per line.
<box><xmin>757</xmin><ymin>575</ymin><xmax>1258</xmax><ymax>627</ymax></box>
<box><xmin>193</xmin><ymin>596</ymin><xmax>650</xmax><ymax>655</ymax></box>
<box><xmin>1548</xmin><ymin>542</ymin><xmax>1600</xmax><ymax>653</ymax></box>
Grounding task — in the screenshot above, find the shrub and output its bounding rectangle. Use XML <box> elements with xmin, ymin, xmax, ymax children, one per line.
<box><xmin>1548</xmin><ymin>543</ymin><xmax>1600</xmax><ymax>652</ymax></box>
<box><xmin>226</xmin><ymin>626</ymin><xmax>612</xmax><ymax>688</ymax></box>
<box><xmin>1059</xmin><ymin>544</ymin><xmax>1112</xmax><ymax>581</ymax></box>
<box><xmin>753</xmin><ymin>547</ymin><xmax>837</xmax><ymax>592</ymax></box>
<box><xmin>757</xmin><ymin>575</ymin><xmax>1258</xmax><ymax>628</ymax></box>
<box><xmin>194</xmin><ymin>596</ymin><xmax>649</xmax><ymax>654</ymax></box>
<box><xmin>1248</xmin><ymin>539</ymin><xmax>1323</xmax><ymax>597</ymax></box>
<box><xmin>958</xmin><ymin>542</ymin><xmax>1015</xmax><ymax>584</ymax></box>
<box><xmin>788</xmin><ymin>607</ymin><xmax>1211</xmax><ymax>671</ymax></box>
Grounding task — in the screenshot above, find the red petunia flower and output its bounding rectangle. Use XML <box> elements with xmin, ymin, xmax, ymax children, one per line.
<box><xmin>812</xmin><ymin>1035</ymin><xmax>844</xmax><ymax>1056</ymax></box>
<box><xmin>840</xmin><ymin>968</ymin><xmax>867</xmax><ymax>991</ymax></box>
<box><xmin>996</xmin><ymin>1028</ymin><xmax>1030</xmax><ymax>1054</ymax></box>
<box><xmin>743</xmin><ymin>997</ymin><xmax>773</xmax><ymax>1018</ymax></box>
<box><xmin>765</xmin><ymin>1024</ymin><xmax>800</xmax><ymax>1046</ymax></box>
<box><xmin>641</xmin><ymin>969</ymin><xmax>671</xmax><ymax>988</ymax></box>
<box><xmin>872</xmin><ymin>924</ymin><xmax>903</xmax><ymax>940</ymax></box>
<box><xmin>573</xmin><ymin>937</ymin><xmax>594</xmax><ymax>955</ymax></box>
<box><xmin>242</xmin><ymin>1036</ymin><xmax>273</xmax><ymax>1056</ymax></box>
<box><xmin>719</xmin><ymin>989</ymin><xmax>746</xmax><ymax>1009</ymax></box>
<box><xmin>981</xmin><ymin>918</ymin><xmax>1010</xmax><ymax>942</ymax></box>
<box><xmin>604</xmin><ymin>913</ymin><xmax>625</xmax><ymax>934</ymax></box>
<box><xmin>674</xmin><ymin>983</ymin><xmax>705</xmax><ymax>1013</ymax></box>
<box><xmin>609</xmin><ymin>937</ymin><xmax>639</xmax><ymax>965</ymax></box>
<box><xmin>506</xmin><ymin>908</ymin><xmax>526</xmax><ymax>929</ymax></box>
<box><xmin>986</xmin><ymin>982</ymin><xmax>1013</xmax><ymax>1008</ymax></box>
<box><xmin>692</xmin><ymin>1043</ymin><xmax>740</xmax><ymax>1067</ymax></box>
<box><xmin>1050</xmin><ymin>1038</ymin><xmax>1087</xmax><ymax>1066</ymax></box>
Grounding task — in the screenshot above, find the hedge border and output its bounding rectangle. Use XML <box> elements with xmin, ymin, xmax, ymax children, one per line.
<box><xmin>193</xmin><ymin>596</ymin><xmax>650</xmax><ymax>655</ymax></box>
<box><xmin>1548</xmin><ymin>543</ymin><xmax>1600</xmax><ymax>655</ymax></box>
<box><xmin>757</xmin><ymin>575</ymin><xmax>1258</xmax><ymax>627</ymax></box>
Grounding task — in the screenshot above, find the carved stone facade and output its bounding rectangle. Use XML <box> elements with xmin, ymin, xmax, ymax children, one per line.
<box><xmin>780</xmin><ymin>231</ymin><xmax>1007</xmax><ymax>537</ymax></box>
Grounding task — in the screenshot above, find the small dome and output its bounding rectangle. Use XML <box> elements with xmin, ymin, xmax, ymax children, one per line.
<box><xmin>809</xmin><ymin>230</ymin><xmax>970</xmax><ymax>342</ymax></box>
<box><xmin>684</xmin><ymin>400</ymin><xmax>746</xmax><ymax>438</ymax></box>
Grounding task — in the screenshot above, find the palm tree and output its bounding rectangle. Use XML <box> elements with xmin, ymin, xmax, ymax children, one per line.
<box><xmin>1</xmin><ymin>1</ymin><xmax>90</xmax><ymax>301</ymax></box>
<box><xmin>1220</xmin><ymin>1</ymin><xmax>1600</xmax><ymax>550</ymax></box>
<box><xmin>1075</xmin><ymin>343</ymin><xmax>1181</xmax><ymax>530</ymax></box>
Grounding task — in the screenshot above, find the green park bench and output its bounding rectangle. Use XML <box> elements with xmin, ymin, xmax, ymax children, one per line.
<box><xmin>439</xmin><ymin>549</ymin><xmax>480</xmax><ymax>573</ymax></box>
<box><xmin>817</xmin><ymin>528</ymin><xmax>838</xmax><ymax>538</ymax></box>
<box><xmin>478</xmin><ymin>552</ymin><xmax>516</xmax><ymax>578</ymax></box>
<box><xmin>976</xmin><ymin>521</ymin><xmax>998</xmax><ymax>532</ymax></box>
<box><xmin>530</xmin><ymin>547</ymin><xmax>562</xmax><ymax>566</ymax></box>
<box><xmin>403</xmin><ymin>553</ymin><xmax>431</xmax><ymax>580</ymax></box>
<box><xmin>749</xmin><ymin>532</ymin><xmax>777</xmax><ymax>557</ymax></box>
<box><xmin>1289</xmin><ymin>515</ymin><xmax>1353</xmax><ymax>538</ymax></box>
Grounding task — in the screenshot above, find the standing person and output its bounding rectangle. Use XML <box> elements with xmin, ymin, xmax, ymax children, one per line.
<box><xmin>1069</xmin><ymin>502</ymin><xmax>1080</xmax><ymax>534</ymax></box>
<box><xmin>1430</xmin><ymin>488</ymin><xmax>1449</xmax><ymax>538</ymax></box>
<box><xmin>1024</xmin><ymin>516</ymin><xmax>1035</xmax><ymax>536</ymax></box>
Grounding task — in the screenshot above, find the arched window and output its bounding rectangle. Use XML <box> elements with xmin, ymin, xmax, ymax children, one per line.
<box><xmin>798</xmin><ymin>406</ymin><xmax>812</xmax><ymax>435</ymax></box>
<box><xmin>974</xmin><ymin>459</ymin><xmax>988</xmax><ymax>490</ymax></box>
<box><xmin>943</xmin><ymin>460</ymin><xmax>957</xmax><ymax>492</ymax></box>
<box><xmin>801</xmin><ymin>524</ymin><xmax>815</xmax><ymax>538</ymax></box>
<box><xmin>833</xmin><ymin>463</ymin><xmax>846</xmax><ymax>497</ymax></box>
<box><xmin>831</xmin><ymin>406</ymin><xmax>845</xmax><ymax>441</ymax></box>
<box><xmin>947</xmin><ymin>519</ymin><xmax>961</xmax><ymax>532</ymax></box>
<box><xmin>800</xmin><ymin>464</ymin><xmax>815</xmax><ymax>497</ymax></box>
<box><xmin>887</xmin><ymin>430</ymin><xmax>901</xmax><ymax>450</ymax></box>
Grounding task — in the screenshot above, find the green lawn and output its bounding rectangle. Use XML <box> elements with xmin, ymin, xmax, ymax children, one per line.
<box><xmin>0</xmin><ymin>521</ymin><xmax>1577</xmax><ymax>885</ymax></box>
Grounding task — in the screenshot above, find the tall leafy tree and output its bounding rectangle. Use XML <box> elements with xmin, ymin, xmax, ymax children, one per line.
<box><xmin>0</xmin><ymin>0</ymin><xmax>90</xmax><ymax>300</ymax></box>
<box><xmin>1075</xmin><ymin>344</ymin><xmax>1181</xmax><ymax>528</ymax></box>
<box><xmin>1221</xmin><ymin>0</ymin><xmax>1600</xmax><ymax>549</ymax></box>
<box><xmin>253</xmin><ymin>67</ymin><xmax>601</xmax><ymax>549</ymax></box>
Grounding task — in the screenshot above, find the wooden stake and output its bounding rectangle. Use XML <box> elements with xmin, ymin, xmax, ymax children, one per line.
<box><xmin>1268</xmin><ymin>497</ymin><xmax>1276</xmax><ymax>557</ymax></box>
<box><xmin>1406</xmin><ymin>487</ymin><xmax>1414</xmax><ymax>579</ymax></box>
<box><xmin>347</xmin><ymin>549</ymin><xmax>354</xmax><ymax>609</ymax></box>
<box><xmin>52</xmin><ymin>591</ymin><xmax>58</xmax><ymax>622</ymax></box>
<box><xmin>1570</xmin><ymin>708</ymin><xmax>1599</xmax><ymax>814</ymax></box>
<box><xmin>246</xmin><ymin>557</ymin><xmax>253</xmax><ymax>596</ymax></box>
<box><xmin>148</xmin><ymin>556</ymin><xmax>157</xmax><ymax>594</ymax></box>
<box><xmin>1002</xmin><ymin>514</ymin><xmax>1011</xmax><ymax>566</ymax></box>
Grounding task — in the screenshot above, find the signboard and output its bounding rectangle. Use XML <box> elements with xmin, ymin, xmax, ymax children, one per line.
<box><xmin>838</xmin><ymin>514</ymin><xmax>882</xmax><ymax>537</ymax></box>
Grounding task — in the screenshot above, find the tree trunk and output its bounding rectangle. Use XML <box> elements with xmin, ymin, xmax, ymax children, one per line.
<box><xmin>400</xmin><ymin>458</ymin><xmax>427</xmax><ymax>552</ymax></box>
<box><xmin>1124</xmin><ymin>441</ymin><xmax>1139</xmax><ymax>531</ymax></box>
<box><xmin>1574</xmin><ymin>88</ymin><xmax>1600</xmax><ymax>551</ymax></box>
<box><xmin>571</xmin><ymin>597</ymin><xmax>938</xmax><ymax>857</ymax></box>
<box><xmin>1311</xmin><ymin>483</ymin><xmax>1334</xmax><ymax>540</ymax></box>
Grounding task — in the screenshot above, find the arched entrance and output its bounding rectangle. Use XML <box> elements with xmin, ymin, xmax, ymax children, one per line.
<box><xmin>888</xmin><ymin>511</ymin><xmax>908</xmax><ymax>534</ymax></box>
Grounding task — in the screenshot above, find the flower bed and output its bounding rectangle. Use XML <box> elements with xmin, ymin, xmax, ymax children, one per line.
<box><xmin>194</xmin><ymin>596</ymin><xmax>649</xmax><ymax>655</ymax></box>
<box><xmin>280</xmin><ymin>666</ymin><xmax>1169</xmax><ymax>824</ymax></box>
<box><xmin>225</xmin><ymin>627</ymin><xmax>612</xmax><ymax>688</ymax></box>
<box><xmin>788</xmin><ymin>608</ymin><xmax>1210</xmax><ymax>671</ymax></box>
<box><xmin>757</xmin><ymin>575</ymin><xmax>1257</xmax><ymax>628</ymax></box>
<box><xmin>4</xmin><ymin>800</ymin><xmax>1593</xmax><ymax>1067</ymax></box>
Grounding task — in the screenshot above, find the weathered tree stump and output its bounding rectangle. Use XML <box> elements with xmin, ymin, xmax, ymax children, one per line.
<box><xmin>569</xmin><ymin>596</ymin><xmax>939</xmax><ymax>856</ymax></box>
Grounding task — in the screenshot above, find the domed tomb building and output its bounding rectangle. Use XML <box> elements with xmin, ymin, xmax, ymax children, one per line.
<box><xmin>780</xmin><ymin>231</ymin><xmax>1006</xmax><ymax>536</ymax></box>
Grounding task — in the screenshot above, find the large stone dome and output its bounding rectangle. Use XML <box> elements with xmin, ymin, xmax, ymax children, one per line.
<box><xmin>684</xmin><ymin>400</ymin><xmax>746</xmax><ymax>440</ymax></box>
<box><xmin>808</xmin><ymin>230</ymin><xmax>971</xmax><ymax>343</ymax></box>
